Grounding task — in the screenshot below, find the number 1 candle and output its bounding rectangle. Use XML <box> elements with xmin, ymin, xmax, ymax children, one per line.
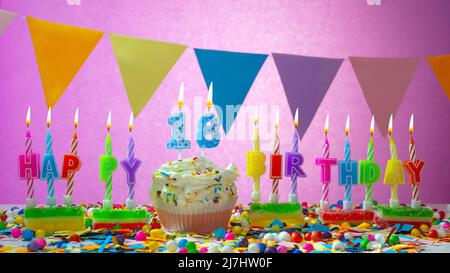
<box><xmin>315</xmin><ymin>114</ymin><xmax>337</xmax><ymax>209</ymax></box>
<box><xmin>168</xmin><ymin>83</ymin><xmax>190</xmax><ymax>160</ymax></box>
<box><xmin>120</xmin><ymin>112</ymin><xmax>142</xmax><ymax>209</ymax></box>
<box><xmin>40</xmin><ymin>108</ymin><xmax>60</xmax><ymax>207</ymax></box>
<box><xmin>338</xmin><ymin>115</ymin><xmax>358</xmax><ymax>210</ymax></box>
<box><xmin>383</xmin><ymin>114</ymin><xmax>405</xmax><ymax>208</ymax></box>
<box><xmin>196</xmin><ymin>82</ymin><xmax>220</xmax><ymax>156</ymax></box>
<box><xmin>18</xmin><ymin>106</ymin><xmax>40</xmax><ymax>208</ymax></box>
<box><xmin>99</xmin><ymin>111</ymin><xmax>118</xmax><ymax>209</ymax></box>
<box><xmin>61</xmin><ymin>108</ymin><xmax>82</xmax><ymax>207</ymax></box>
<box><xmin>246</xmin><ymin>108</ymin><xmax>266</xmax><ymax>203</ymax></box>
<box><xmin>403</xmin><ymin>114</ymin><xmax>425</xmax><ymax>209</ymax></box>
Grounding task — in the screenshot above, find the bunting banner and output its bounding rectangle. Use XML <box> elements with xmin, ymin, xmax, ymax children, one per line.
<box><xmin>272</xmin><ymin>54</ymin><xmax>343</xmax><ymax>140</ymax></box>
<box><xmin>349</xmin><ymin>57</ymin><xmax>420</xmax><ymax>137</ymax></box>
<box><xmin>0</xmin><ymin>9</ymin><xmax>17</xmax><ymax>36</ymax></box>
<box><xmin>110</xmin><ymin>34</ymin><xmax>187</xmax><ymax>117</ymax></box>
<box><xmin>27</xmin><ymin>17</ymin><xmax>104</xmax><ymax>108</ymax></box>
<box><xmin>194</xmin><ymin>49</ymin><xmax>268</xmax><ymax>134</ymax></box>
<box><xmin>427</xmin><ymin>54</ymin><xmax>450</xmax><ymax>100</ymax></box>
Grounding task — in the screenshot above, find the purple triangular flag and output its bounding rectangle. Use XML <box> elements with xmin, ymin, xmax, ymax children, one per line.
<box><xmin>272</xmin><ymin>53</ymin><xmax>343</xmax><ymax>139</ymax></box>
<box><xmin>0</xmin><ymin>9</ymin><xmax>17</xmax><ymax>35</ymax></box>
<box><xmin>349</xmin><ymin>57</ymin><xmax>420</xmax><ymax>137</ymax></box>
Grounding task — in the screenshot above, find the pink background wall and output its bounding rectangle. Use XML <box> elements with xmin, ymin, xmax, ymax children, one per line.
<box><xmin>0</xmin><ymin>0</ymin><xmax>449</xmax><ymax>205</ymax></box>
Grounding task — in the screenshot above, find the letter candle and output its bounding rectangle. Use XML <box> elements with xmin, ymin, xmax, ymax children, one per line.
<box><xmin>404</xmin><ymin>114</ymin><xmax>425</xmax><ymax>209</ymax></box>
<box><xmin>246</xmin><ymin>108</ymin><xmax>266</xmax><ymax>203</ymax></box>
<box><xmin>196</xmin><ymin>82</ymin><xmax>220</xmax><ymax>156</ymax></box>
<box><xmin>315</xmin><ymin>114</ymin><xmax>337</xmax><ymax>209</ymax></box>
<box><xmin>18</xmin><ymin>107</ymin><xmax>39</xmax><ymax>208</ymax></box>
<box><xmin>62</xmin><ymin>108</ymin><xmax>82</xmax><ymax>206</ymax></box>
<box><xmin>288</xmin><ymin>108</ymin><xmax>299</xmax><ymax>203</ymax></box>
<box><xmin>167</xmin><ymin>83</ymin><xmax>190</xmax><ymax>160</ymax></box>
<box><xmin>360</xmin><ymin>116</ymin><xmax>381</xmax><ymax>210</ymax></box>
<box><xmin>338</xmin><ymin>115</ymin><xmax>358</xmax><ymax>210</ymax></box>
<box><xmin>384</xmin><ymin>114</ymin><xmax>405</xmax><ymax>208</ymax></box>
<box><xmin>99</xmin><ymin>111</ymin><xmax>118</xmax><ymax>209</ymax></box>
<box><xmin>269</xmin><ymin>109</ymin><xmax>281</xmax><ymax>203</ymax></box>
<box><xmin>120</xmin><ymin>112</ymin><xmax>142</xmax><ymax>209</ymax></box>
<box><xmin>41</xmin><ymin>108</ymin><xmax>60</xmax><ymax>207</ymax></box>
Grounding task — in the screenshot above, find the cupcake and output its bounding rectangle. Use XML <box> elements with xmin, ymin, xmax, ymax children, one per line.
<box><xmin>150</xmin><ymin>156</ymin><xmax>239</xmax><ymax>233</ymax></box>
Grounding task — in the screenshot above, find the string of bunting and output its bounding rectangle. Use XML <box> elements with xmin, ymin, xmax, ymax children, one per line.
<box><xmin>1</xmin><ymin>10</ymin><xmax>449</xmax><ymax>138</ymax></box>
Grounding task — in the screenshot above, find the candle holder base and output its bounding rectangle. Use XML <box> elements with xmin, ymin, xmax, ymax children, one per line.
<box><xmin>343</xmin><ymin>201</ymin><xmax>353</xmax><ymax>210</ymax></box>
<box><xmin>411</xmin><ymin>199</ymin><xmax>421</xmax><ymax>209</ymax></box>
<box><xmin>63</xmin><ymin>195</ymin><xmax>73</xmax><ymax>207</ymax></box>
<box><xmin>320</xmin><ymin>200</ymin><xmax>329</xmax><ymax>210</ymax></box>
<box><xmin>102</xmin><ymin>199</ymin><xmax>113</xmax><ymax>209</ymax></box>
<box><xmin>389</xmin><ymin>199</ymin><xmax>400</xmax><ymax>208</ymax></box>
<box><xmin>251</xmin><ymin>192</ymin><xmax>261</xmax><ymax>203</ymax></box>
<box><xmin>46</xmin><ymin>196</ymin><xmax>56</xmax><ymax>207</ymax></box>
<box><xmin>363</xmin><ymin>201</ymin><xmax>373</xmax><ymax>211</ymax></box>
<box><xmin>269</xmin><ymin>193</ymin><xmax>279</xmax><ymax>203</ymax></box>
<box><xmin>288</xmin><ymin>194</ymin><xmax>298</xmax><ymax>203</ymax></box>
<box><xmin>26</xmin><ymin>198</ymin><xmax>36</xmax><ymax>208</ymax></box>
<box><xmin>126</xmin><ymin>198</ymin><xmax>136</xmax><ymax>209</ymax></box>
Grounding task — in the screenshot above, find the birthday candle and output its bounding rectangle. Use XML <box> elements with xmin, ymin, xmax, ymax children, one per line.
<box><xmin>343</xmin><ymin>116</ymin><xmax>352</xmax><ymax>205</ymax></box>
<box><xmin>167</xmin><ymin>83</ymin><xmax>190</xmax><ymax>160</ymax></box>
<box><xmin>365</xmin><ymin>116</ymin><xmax>375</xmax><ymax>202</ymax></box>
<box><xmin>289</xmin><ymin>108</ymin><xmax>299</xmax><ymax>200</ymax></box>
<box><xmin>269</xmin><ymin>109</ymin><xmax>281</xmax><ymax>203</ymax></box>
<box><xmin>62</xmin><ymin>108</ymin><xmax>81</xmax><ymax>206</ymax></box>
<box><xmin>196</xmin><ymin>82</ymin><xmax>220</xmax><ymax>156</ymax></box>
<box><xmin>100</xmin><ymin>111</ymin><xmax>118</xmax><ymax>209</ymax></box>
<box><xmin>321</xmin><ymin>115</ymin><xmax>330</xmax><ymax>204</ymax></box>
<box><xmin>409</xmin><ymin>114</ymin><xmax>418</xmax><ymax>202</ymax></box>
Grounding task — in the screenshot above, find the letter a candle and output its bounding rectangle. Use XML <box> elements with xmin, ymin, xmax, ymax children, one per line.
<box><xmin>99</xmin><ymin>111</ymin><xmax>118</xmax><ymax>209</ymax></box>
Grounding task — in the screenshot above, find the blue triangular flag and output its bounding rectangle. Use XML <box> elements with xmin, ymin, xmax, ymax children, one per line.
<box><xmin>194</xmin><ymin>49</ymin><xmax>268</xmax><ymax>133</ymax></box>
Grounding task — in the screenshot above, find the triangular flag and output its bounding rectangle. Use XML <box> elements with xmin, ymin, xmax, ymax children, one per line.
<box><xmin>0</xmin><ymin>9</ymin><xmax>17</xmax><ymax>35</ymax></box>
<box><xmin>349</xmin><ymin>57</ymin><xmax>420</xmax><ymax>137</ymax></box>
<box><xmin>272</xmin><ymin>54</ymin><xmax>343</xmax><ymax>139</ymax></box>
<box><xmin>194</xmin><ymin>49</ymin><xmax>268</xmax><ymax>133</ymax></box>
<box><xmin>27</xmin><ymin>17</ymin><xmax>103</xmax><ymax>107</ymax></box>
<box><xmin>110</xmin><ymin>34</ymin><xmax>187</xmax><ymax>116</ymax></box>
<box><xmin>427</xmin><ymin>54</ymin><xmax>450</xmax><ymax>100</ymax></box>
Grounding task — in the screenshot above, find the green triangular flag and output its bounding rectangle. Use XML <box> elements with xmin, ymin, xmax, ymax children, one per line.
<box><xmin>110</xmin><ymin>34</ymin><xmax>187</xmax><ymax>116</ymax></box>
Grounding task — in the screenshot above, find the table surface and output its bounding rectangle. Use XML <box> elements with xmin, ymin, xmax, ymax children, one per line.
<box><xmin>1</xmin><ymin>204</ymin><xmax>449</xmax><ymax>253</ymax></box>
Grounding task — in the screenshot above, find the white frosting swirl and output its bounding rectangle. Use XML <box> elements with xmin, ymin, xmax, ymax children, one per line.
<box><xmin>150</xmin><ymin>157</ymin><xmax>239</xmax><ymax>206</ymax></box>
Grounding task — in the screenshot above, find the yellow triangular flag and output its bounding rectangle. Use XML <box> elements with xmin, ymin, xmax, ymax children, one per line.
<box><xmin>427</xmin><ymin>54</ymin><xmax>450</xmax><ymax>100</ymax></box>
<box><xmin>27</xmin><ymin>17</ymin><xmax>104</xmax><ymax>107</ymax></box>
<box><xmin>110</xmin><ymin>34</ymin><xmax>187</xmax><ymax>116</ymax></box>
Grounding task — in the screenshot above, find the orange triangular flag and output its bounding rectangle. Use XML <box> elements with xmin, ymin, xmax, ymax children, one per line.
<box><xmin>27</xmin><ymin>17</ymin><xmax>104</xmax><ymax>107</ymax></box>
<box><xmin>427</xmin><ymin>54</ymin><xmax>450</xmax><ymax>100</ymax></box>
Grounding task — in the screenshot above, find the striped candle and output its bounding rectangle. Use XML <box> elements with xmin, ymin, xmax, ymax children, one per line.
<box><xmin>45</xmin><ymin>128</ymin><xmax>55</xmax><ymax>199</ymax></box>
<box><xmin>25</xmin><ymin>129</ymin><xmax>35</xmax><ymax>199</ymax></box>
<box><xmin>127</xmin><ymin>134</ymin><xmax>135</xmax><ymax>199</ymax></box>
<box><xmin>271</xmin><ymin>127</ymin><xmax>280</xmax><ymax>196</ymax></box>
<box><xmin>343</xmin><ymin>137</ymin><xmax>352</xmax><ymax>202</ymax></box>
<box><xmin>410</xmin><ymin>135</ymin><xmax>419</xmax><ymax>201</ymax></box>
<box><xmin>289</xmin><ymin>129</ymin><xmax>299</xmax><ymax>196</ymax></box>
<box><xmin>365</xmin><ymin>136</ymin><xmax>374</xmax><ymax>202</ymax></box>
<box><xmin>321</xmin><ymin>136</ymin><xmax>330</xmax><ymax>203</ymax></box>
<box><xmin>105</xmin><ymin>133</ymin><xmax>113</xmax><ymax>201</ymax></box>
<box><xmin>389</xmin><ymin>135</ymin><xmax>399</xmax><ymax>201</ymax></box>
<box><xmin>66</xmin><ymin>131</ymin><xmax>78</xmax><ymax>196</ymax></box>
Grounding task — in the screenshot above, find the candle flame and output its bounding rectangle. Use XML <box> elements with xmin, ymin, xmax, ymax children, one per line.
<box><xmin>345</xmin><ymin>115</ymin><xmax>350</xmax><ymax>135</ymax></box>
<box><xmin>388</xmin><ymin>114</ymin><xmax>393</xmax><ymax>135</ymax></box>
<box><xmin>253</xmin><ymin>107</ymin><xmax>259</xmax><ymax>124</ymax></box>
<box><xmin>26</xmin><ymin>106</ymin><xmax>31</xmax><ymax>127</ymax></box>
<box><xmin>324</xmin><ymin>114</ymin><xmax>329</xmax><ymax>134</ymax></box>
<box><xmin>46</xmin><ymin>108</ymin><xmax>52</xmax><ymax>127</ymax></box>
<box><xmin>275</xmin><ymin>108</ymin><xmax>280</xmax><ymax>128</ymax></box>
<box><xmin>107</xmin><ymin>111</ymin><xmax>111</xmax><ymax>131</ymax></box>
<box><xmin>178</xmin><ymin>82</ymin><xmax>184</xmax><ymax>109</ymax></box>
<box><xmin>74</xmin><ymin>108</ymin><xmax>79</xmax><ymax>128</ymax></box>
<box><xmin>129</xmin><ymin>112</ymin><xmax>134</xmax><ymax>131</ymax></box>
<box><xmin>370</xmin><ymin>115</ymin><xmax>375</xmax><ymax>135</ymax></box>
<box><xmin>206</xmin><ymin>81</ymin><xmax>213</xmax><ymax>109</ymax></box>
<box><xmin>294</xmin><ymin>107</ymin><xmax>299</xmax><ymax>127</ymax></box>
<box><xmin>409</xmin><ymin>113</ymin><xmax>414</xmax><ymax>134</ymax></box>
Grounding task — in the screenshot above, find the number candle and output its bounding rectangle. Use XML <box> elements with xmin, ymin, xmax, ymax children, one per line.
<box><xmin>196</xmin><ymin>82</ymin><xmax>220</xmax><ymax>156</ymax></box>
<box><xmin>246</xmin><ymin>108</ymin><xmax>266</xmax><ymax>203</ymax></box>
<box><xmin>383</xmin><ymin>114</ymin><xmax>405</xmax><ymax>208</ymax></box>
<box><xmin>338</xmin><ymin>115</ymin><xmax>358</xmax><ymax>210</ymax></box>
<box><xmin>269</xmin><ymin>109</ymin><xmax>281</xmax><ymax>203</ymax></box>
<box><xmin>99</xmin><ymin>111</ymin><xmax>118</xmax><ymax>209</ymax></box>
<box><xmin>315</xmin><ymin>114</ymin><xmax>337</xmax><ymax>209</ymax></box>
<box><xmin>41</xmin><ymin>108</ymin><xmax>60</xmax><ymax>207</ymax></box>
<box><xmin>403</xmin><ymin>113</ymin><xmax>425</xmax><ymax>209</ymax></box>
<box><xmin>62</xmin><ymin>108</ymin><xmax>82</xmax><ymax>207</ymax></box>
<box><xmin>120</xmin><ymin>112</ymin><xmax>142</xmax><ymax>209</ymax></box>
<box><xmin>167</xmin><ymin>83</ymin><xmax>190</xmax><ymax>160</ymax></box>
<box><xmin>18</xmin><ymin>106</ymin><xmax>40</xmax><ymax>208</ymax></box>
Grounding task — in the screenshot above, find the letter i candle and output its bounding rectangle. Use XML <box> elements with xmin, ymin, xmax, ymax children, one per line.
<box><xmin>61</xmin><ymin>108</ymin><xmax>82</xmax><ymax>207</ymax></box>
<box><xmin>269</xmin><ymin>109</ymin><xmax>281</xmax><ymax>203</ymax></box>
<box><xmin>18</xmin><ymin>107</ymin><xmax>40</xmax><ymax>208</ymax></box>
